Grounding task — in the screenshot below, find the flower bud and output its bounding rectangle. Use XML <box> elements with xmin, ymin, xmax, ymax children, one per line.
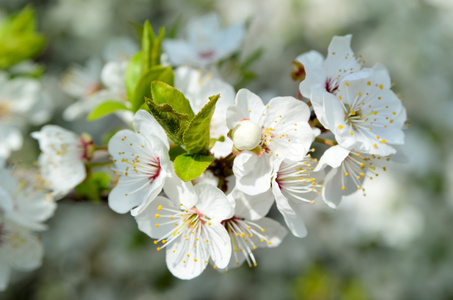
<box><xmin>232</xmin><ymin>120</ymin><xmax>261</xmax><ymax>151</ymax></box>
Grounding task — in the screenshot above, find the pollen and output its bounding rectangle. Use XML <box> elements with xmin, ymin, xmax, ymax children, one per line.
<box><xmin>155</xmin><ymin>214</ymin><xmax>160</xmax><ymax>219</ymax></box>
<box><xmin>338</xmin><ymin>125</ymin><xmax>343</xmax><ymax>129</ymax></box>
<box><xmin>157</xmin><ymin>205</ymin><xmax>162</xmax><ymax>211</ymax></box>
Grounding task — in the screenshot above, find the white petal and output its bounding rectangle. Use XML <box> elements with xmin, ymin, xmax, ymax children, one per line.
<box><xmin>135</xmin><ymin>196</ymin><xmax>180</xmax><ymax>239</ymax></box>
<box><xmin>262</xmin><ymin>96</ymin><xmax>314</xmax><ymax>161</ymax></box>
<box><xmin>272</xmin><ymin>183</ymin><xmax>308</xmax><ymax>238</ymax></box>
<box><xmin>315</xmin><ymin>145</ymin><xmax>350</xmax><ymax>171</ymax></box>
<box><xmin>165</xmin><ymin>231</ymin><xmax>209</xmax><ymax>280</ymax></box>
<box><xmin>233</xmin><ymin>152</ymin><xmax>272</xmax><ymax>195</ymax></box>
<box><xmin>163</xmin><ymin>39</ymin><xmax>197</xmax><ymax>66</ymax></box>
<box><xmin>133</xmin><ymin>110</ymin><xmax>169</xmax><ymax>149</ymax></box>
<box><xmin>226</xmin><ymin>89</ymin><xmax>264</xmax><ymax>129</ymax></box>
<box><xmin>3</xmin><ymin>222</ymin><xmax>43</xmax><ymax>271</ymax></box>
<box><xmin>252</xmin><ymin>217</ymin><xmax>288</xmax><ymax>247</ymax></box>
<box><xmin>295</xmin><ymin>50</ymin><xmax>324</xmax><ymax>69</ymax></box>
<box><xmin>204</xmin><ymin>223</ymin><xmax>232</xmax><ymax>269</ymax></box>
<box><xmin>163</xmin><ymin>170</ymin><xmax>198</xmax><ymax>208</ymax></box>
<box><xmin>194</xmin><ymin>184</ymin><xmax>233</xmax><ymax>222</ymax></box>
<box><xmin>228</xmin><ymin>188</ymin><xmax>274</xmax><ymax>221</ymax></box>
<box><xmin>322</xmin><ymin>166</ymin><xmax>362</xmax><ymax>208</ymax></box>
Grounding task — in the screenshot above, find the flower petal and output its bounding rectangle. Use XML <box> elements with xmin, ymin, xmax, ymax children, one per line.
<box><xmin>226</xmin><ymin>89</ymin><xmax>264</xmax><ymax>129</ymax></box>
<box><xmin>233</xmin><ymin>152</ymin><xmax>272</xmax><ymax>196</ymax></box>
<box><xmin>194</xmin><ymin>183</ymin><xmax>233</xmax><ymax>222</ymax></box>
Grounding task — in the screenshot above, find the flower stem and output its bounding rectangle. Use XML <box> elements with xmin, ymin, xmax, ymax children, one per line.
<box><xmin>315</xmin><ymin>137</ymin><xmax>338</xmax><ymax>147</ymax></box>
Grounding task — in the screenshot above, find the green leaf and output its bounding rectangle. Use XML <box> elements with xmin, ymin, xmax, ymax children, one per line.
<box><xmin>150</xmin><ymin>81</ymin><xmax>194</xmax><ymax>119</ymax></box>
<box><xmin>131</xmin><ymin>66</ymin><xmax>174</xmax><ymax>112</ymax></box>
<box><xmin>125</xmin><ymin>52</ymin><xmax>142</xmax><ymax>101</ymax></box>
<box><xmin>87</xmin><ymin>101</ymin><xmax>129</xmax><ymax>121</ymax></box>
<box><xmin>169</xmin><ymin>144</ymin><xmax>186</xmax><ymax>161</ymax></box>
<box><xmin>0</xmin><ymin>6</ymin><xmax>45</xmax><ymax>69</ymax></box>
<box><xmin>183</xmin><ymin>94</ymin><xmax>220</xmax><ymax>154</ymax></box>
<box><xmin>174</xmin><ymin>153</ymin><xmax>215</xmax><ymax>182</ymax></box>
<box><xmin>146</xmin><ymin>98</ymin><xmax>189</xmax><ymax>144</ymax></box>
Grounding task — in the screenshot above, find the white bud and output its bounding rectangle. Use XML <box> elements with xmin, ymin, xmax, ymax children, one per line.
<box><xmin>232</xmin><ymin>120</ymin><xmax>261</xmax><ymax>151</ymax></box>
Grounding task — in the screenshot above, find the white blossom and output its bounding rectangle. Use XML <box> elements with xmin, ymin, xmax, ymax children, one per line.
<box><xmin>108</xmin><ymin>110</ymin><xmax>172</xmax><ymax>215</ymax></box>
<box><xmin>0</xmin><ymin>218</ymin><xmax>44</xmax><ymax>291</ymax></box>
<box><xmin>227</xmin><ymin>89</ymin><xmax>315</xmax><ymax>195</ymax></box>
<box><xmin>270</xmin><ymin>156</ymin><xmax>323</xmax><ymax>237</ymax></box>
<box><xmin>322</xmin><ymin>68</ymin><xmax>407</xmax><ymax>155</ymax></box>
<box><xmin>135</xmin><ymin>181</ymin><xmax>233</xmax><ymax>279</ymax></box>
<box><xmin>0</xmin><ymin>72</ymin><xmax>51</xmax><ymax>159</ymax></box>
<box><xmin>315</xmin><ymin>145</ymin><xmax>389</xmax><ymax>208</ymax></box>
<box><xmin>164</xmin><ymin>13</ymin><xmax>245</xmax><ymax>67</ymax></box>
<box><xmin>221</xmin><ymin>188</ymin><xmax>287</xmax><ymax>269</ymax></box>
<box><xmin>32</xmin><ymin>125</ymin><xmax>90</xmax><ymax>199</ymax></box>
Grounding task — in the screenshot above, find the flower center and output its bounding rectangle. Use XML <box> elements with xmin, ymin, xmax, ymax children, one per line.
<box><xmin>325</xmin><ymin>77</ymin><xmax>339</xmax><ymax>94</ymax></box>
<box><xmin>232</xmin><ymin>120</ymin><xmax>262</xmax><ymax>151</ymax></box>
<box><xmin>198</xmin><ymin>50</ymin><xmax>215</xmax><ymax>60</ymax></box>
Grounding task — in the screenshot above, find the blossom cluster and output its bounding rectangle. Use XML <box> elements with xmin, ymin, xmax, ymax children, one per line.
<box><xmin>0</xmin><ymin>10</ymin><xmax>407</xmax><ymax>285</ymax></box>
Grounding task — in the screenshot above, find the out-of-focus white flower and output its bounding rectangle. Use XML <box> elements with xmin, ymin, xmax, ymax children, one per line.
<box><xmin>315</xmin><ymin>145</ymin><xmax>388</xmax><ymax>208</ymax></box>
<box><xmin>227</xmin><ymin>89</ymin><xmax>315</xmax><ymax>195</ymax></box>
<box><xmin>0</xmin><ymin>166</ymin><xmax>55</xmax><ymax>231</ymax></box>
<box><xmin>0</xmin><ymin>217</ymin><xmax>44</xmax><ymax>291</ymax></box>
<box><xmin>32</xmin><ymin>125</ymin><xmax>90</xmax><ymax>199</ymax></box>
<box><xmin>221</xmin><ymin>188</ymin><xmax>287</xmax><ymax>269</ymax></box>
<box><xmin>164</xmin><ymin>13</ymin><xmax>245</xmax><ymax>67</ymax></box>
<box><xmin>61</xmin><ymin>58</ymin><xmax>103</xmax><ymax>100</ymax></box>
<box><xmin>0</xmin><ymin>72</ymin><xmax>51</xmax><ymax>159</ymax></box>
<box><xmin>62</xmin><ymin>37</ymin><xmax>137</xmax><ymax>122</ymax></box>
<box><xmin>270</xmin><ymin>156</ymin><xmax>323</xmax><ymax>237</ymax></box>
<box><xmin>108</xmin><ymin>110</ymin><xmax>172</xmax><ymax>215</ymax></box>
<box><xmin>135</xmin><ymin>182</ymin><xmax>233</xmax><ymax>280</ymax></box>
<box><xmin>174</xmin><ymin>66</ymin><xmax>235</xmax><ymax>158</ymax></box>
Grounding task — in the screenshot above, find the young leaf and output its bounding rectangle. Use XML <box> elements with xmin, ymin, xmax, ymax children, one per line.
<box><xmin>141</xmin><ymin>20</ymin><xmax>155</xmax><ymax>72</ymax></box>
<box><xmin>125</xmin><ymin>52</ymin><xmax>142</xmax><ymax>101</ymax></box>
<box><xmin>87</xmin><ymin>101</ymin><xmax>130</xmax><ymax>121</ymax></box>
<box><xmin>150</xmin><ymin>81</ymin><xmax>194</xmax><ymax>119</ymax></box>
<box><xmin>183</xmin><ymin>94</ymin><xmax>220</xmax><ymax>154</ymax></box>
<box><xmin>174</xmin><ymin>153</ymin><xmax>215</xmax><ymax>182</ymax></box>
<box><xmin>146</xmin><ymin>97</ymin><xmax>189</xmax><ymax>144</ymax></box>
<box><xmin>151</xmin><ymin>27</ymin><xmax>165</xmax><ymax>67</ymax></box>
<box><xmin>131</xmin><ymin>66</ymin><xmax>174</xmax><ymax>112</ymax></box>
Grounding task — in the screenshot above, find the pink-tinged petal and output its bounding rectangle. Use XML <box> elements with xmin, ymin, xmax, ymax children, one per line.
<box><xmin>194</xmin><ymin>184</ymin><xmax>233</xmax><ymax>222</ymax></box>
<box><xmin>228</xmin><ymin>188</ymin><xmax>274</xmax><ymax>221</ymax></box>
<box><xmin>272</xmin><ymin>183</ymin><xmax>308</xmax><ymax>238</ymax></box>
<box><xmin>233</xmin><ymin>152</ymin><xmax>272</xmax><ymax>196</ymax></box>
<box><xmin>226</xmin><ymin>89</ymin><xmax>264</xmax><ymax>129</ymax></box>
<box><xmin>205</xmin><ymin>223</ymin><xmax>232</xmax><ymax>269</ymax></box>
<box><xmin>262</xmin><ymin>96</ymin><xmax>314</xmax><ymax>161</ymax></box>
<box><xmin>135</xmin><ymin>196</ymin><xmax>181</xmax><ymax>239</ymax></box>
<box><xmin>315</xmin><ymin>145</ymin><xmax>350</xmax><ymax>171</ymax></box>
<box><xmin>163</xmin><ymin>39</ymin><xmax>197</xmax><ymax>66</ymax></box>
<box><xmin>133</xmin><ymin>110</ymin><xmax>169</xmax><ymax>149</ymax></box>
<box><xmin>165</xmin><ymin>231</ymin><xmax>209</xmax><ymax>280</ymax></box>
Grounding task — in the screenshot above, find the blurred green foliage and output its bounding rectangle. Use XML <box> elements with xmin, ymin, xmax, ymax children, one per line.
<box><xmin>0</xmin><ymin>6</ymin><xmax>45</xmax><ymax>69</ymax></box>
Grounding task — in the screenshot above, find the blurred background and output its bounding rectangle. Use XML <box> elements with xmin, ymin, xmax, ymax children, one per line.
<box><xmin>1</xmin><ymin>0</ymin><xmax>453</xmax><ymax>299</ymax></box>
